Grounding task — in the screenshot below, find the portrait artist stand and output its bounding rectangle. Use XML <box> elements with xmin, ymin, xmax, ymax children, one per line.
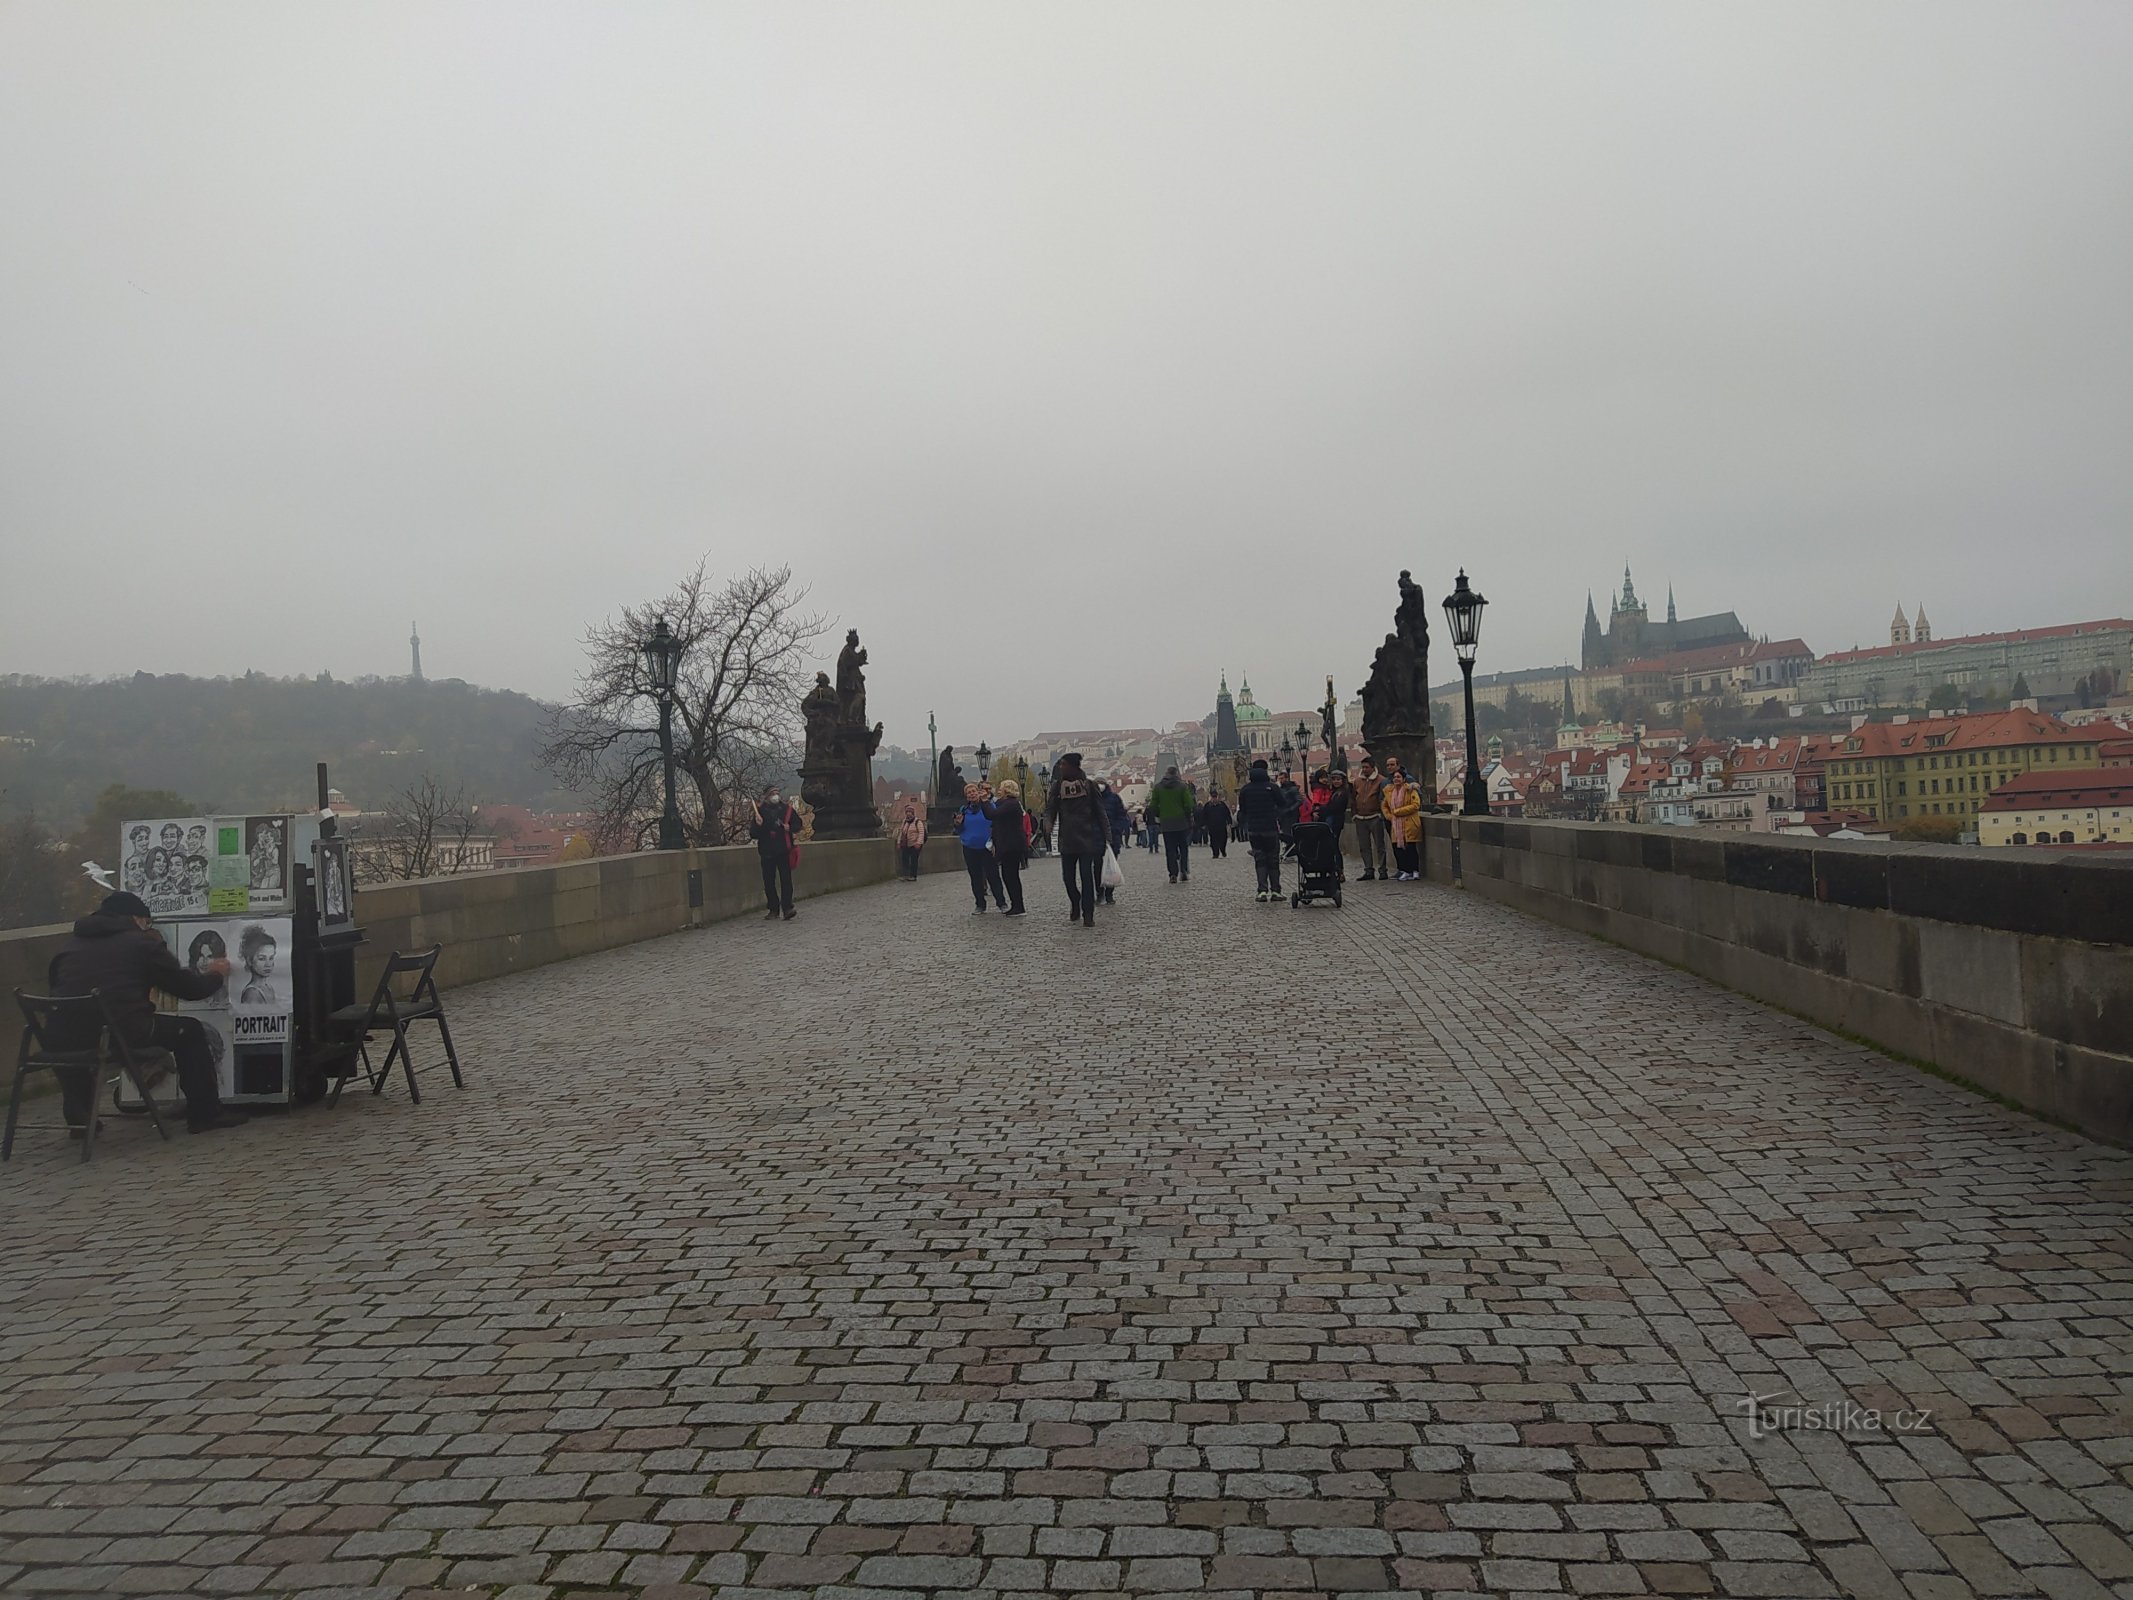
<box><xmin>292</xmin><ymin>762</ymin><xmax>366</xmax><ymax>1102</ymax></box>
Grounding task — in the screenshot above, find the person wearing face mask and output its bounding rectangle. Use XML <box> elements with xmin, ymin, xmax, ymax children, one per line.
<box><xmin>749</xmin><ymin>785</ymin><xmax>802</xmax><ymax>920</ymax></box>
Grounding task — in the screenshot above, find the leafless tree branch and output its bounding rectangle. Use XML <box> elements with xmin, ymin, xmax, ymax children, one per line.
<box><xmin>540</xmin><ymin>562</ymin><xmax>826</xmax><ymax>847</ymax></box>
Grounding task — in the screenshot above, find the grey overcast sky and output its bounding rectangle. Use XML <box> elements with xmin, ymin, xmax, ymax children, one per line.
<box><xmin>4</xmin><ymin>3</ymin><xmax>2131</xmax><ymax>751</ymax></box>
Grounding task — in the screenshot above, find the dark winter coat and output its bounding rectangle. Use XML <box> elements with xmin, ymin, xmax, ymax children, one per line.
<box><xmin>748</xmin><ymin>803</ymin><xmax>800</xmax><ymax>861</ymax></box>
<box><xmin>1049</xmin><ymin>772</ymin><xmax>1111</xmax><ymax>856</ymax></box>
<box><xmin>985</xmin><ymin>798</ymin><xmax>1030</xmax><ymax>865</ymax></box>
<box><xmin>1236</xmin><ymin>776</ymin><xmax>1285</xmax><ymax>838</ymax></box>
<box><xmin>46</xmin><ymin>912</ymin><xmax>225</xmax><ymax>1049</ymax></box>
<box><xmin>1100</xmin><ymin>788</ymin><xmax>1130</xmax><ymax>841</ymax></box>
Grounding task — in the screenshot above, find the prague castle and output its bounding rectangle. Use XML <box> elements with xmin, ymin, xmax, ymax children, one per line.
<box><xmin>1581</xmin><ymin>567</ymin><xmax>1750</xmax><ymax>671</ymax></box>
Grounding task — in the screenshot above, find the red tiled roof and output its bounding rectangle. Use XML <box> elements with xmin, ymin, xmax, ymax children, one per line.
<box><xmin>1832</xmin><ymin>710</ymin><xmax>2093</xmax><ymax>759</ymax></box>
<box><xmin>1978</xmin><ymin>769</ymin><xmax>2133</xmax><ymax>811</ymax></box>
<box><xmin>1815</xmin><ymin>618</ymin><xmax>2133</xmax><ymax>668</ymax></box>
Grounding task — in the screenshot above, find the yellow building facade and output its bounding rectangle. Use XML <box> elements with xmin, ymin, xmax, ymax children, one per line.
<box><xmin>1820</xmin><ymin>711</ymin><xmax>2101</xmax><ymax>825</ymax></box>
<box><xmin>1977</xmin><ymin>771</ymin><xmax>2133</xmax><ymax>846</ymax></box>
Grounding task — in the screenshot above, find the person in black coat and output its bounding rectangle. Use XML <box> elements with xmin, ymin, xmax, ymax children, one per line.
<box><xmin>1236</xmin><ymin>761</ymin><xmax>1289</xmax><ymax>901</ymax></box>
<box><xmin>1199</xmin><ymin>796</ymin><xmax>1233</xmax><ymax>859</ymax></box>
<box><xmin>1046</xmin><ymin>753</ymin><xmax>1108</xmax><ymax>927</ymax></box>
<box><xmin>984</xmin><ymin>782</ymin><xmax>1031</xmax><ymax>915</ymax></box>
<box><xmin>46</xmin><ymin>891</ymin><xmax>243</xmax><ymax>1133</ymax></box>
<box><xmin>748</xmin><ymin>787</ymin><xmax>801</xmax><ymax>919</ymax></box>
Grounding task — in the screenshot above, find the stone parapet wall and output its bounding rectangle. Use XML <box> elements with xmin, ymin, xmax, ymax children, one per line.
<box><xmin>1420</xmin><ymin>816</ymin><xmax>2133</xmax><ymax>1143</ymax></box>
<box><xmin>1</xmin><ymin>836</ymin><xmax>964</xmax><ymax>1092</ymax></box>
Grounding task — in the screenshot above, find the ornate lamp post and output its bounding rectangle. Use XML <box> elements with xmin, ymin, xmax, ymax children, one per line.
<box><xmin>1015</xmin><ymin>755</ymin><xmax>1030</xmax><ymax>796</ymax></box>
<box><xmin>1294</xmin><ymin>719</ymin><xmax>1312</xmax><ymax>786</ymax></box>
<box><xmin>1442</xmin><ymin>570</ymin><xmax>1490</xmax><ymax>817</ymax></box>
<box><xmin>1035</xmin><ymin>763</ymin><xmax>1050</xmax><ymax>851</ymax></box>
<box><xmin>976</xmin><ymin>741</ymin><xmax>992</xmax><ymax>791</ymax></box>
<box><xmin>1278</xmin><ymin>733</ymin><xmax>1294</xmax><ymax>781</ymax></box>
<box><xmin>927</xmin><ymin>710</ymin><xmax>938</xmax><ymax>808</ymax></box>
<box><xmin>638</xmin><ymin>618</ymin><xmax>687</xmax><ymax>849</ymax></box>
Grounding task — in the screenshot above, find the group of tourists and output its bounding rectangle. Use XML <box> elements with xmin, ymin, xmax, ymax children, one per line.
<box><xmin>747</xmin><ymin>748</ymin><xmax>1429</xmax><ymax>926</ymax></box>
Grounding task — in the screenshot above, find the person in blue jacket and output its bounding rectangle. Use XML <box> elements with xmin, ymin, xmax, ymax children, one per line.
<box><xmin>1097</xmin><ymin>781</ymin><xmax>1131</xmax><ymax>905</ymax></box>
<box><xmin>957</xmin><ymin>782</ymin><xmax>1008</xmax><ymax>913</ymax></box>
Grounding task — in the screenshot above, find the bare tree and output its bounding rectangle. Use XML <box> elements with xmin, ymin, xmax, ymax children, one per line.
<box><xmin>541</xmin><ymin>563</ymin><xmax>826</xmax><ymax>847</ymax></box>
<box><xmin>354</xmin><ymin>774</ymin><xmax>483</xmax><ymax>883</ymax></box>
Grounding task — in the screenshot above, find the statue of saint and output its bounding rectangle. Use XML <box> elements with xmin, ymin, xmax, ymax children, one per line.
<box><xmin>836</xmin><ymin>629</ymin><xmax>869</xmax><ymax>731</ymax></box>
<box><xmin>937</xmin><ymin>745</ymin><xmax>965</xmax><ymax>806</ymax></box>
<box><xmin>1394</xmin><ymin>569</ymin><xmax>1431</xmax><ymax>654</ymax></box>
<box><xmin>801</xmin><ymin>672</ymin><xmax>840</xmax><ymax>763</ymax></box>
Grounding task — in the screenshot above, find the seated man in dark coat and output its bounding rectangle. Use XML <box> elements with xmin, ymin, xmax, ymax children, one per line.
<box><xmin>47</xmin><ymin>891</ymin><xmax>245</xmax><ymax>1134</ymax></box>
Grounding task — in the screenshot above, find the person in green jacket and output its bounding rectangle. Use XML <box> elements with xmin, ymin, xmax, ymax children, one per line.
<box><xmin>1147</xmin><ymin>766</ymin><xmax>1198</xmax><ymax>884</ymax></box>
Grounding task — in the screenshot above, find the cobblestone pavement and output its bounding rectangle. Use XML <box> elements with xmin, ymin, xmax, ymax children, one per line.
<box><xmin>4</xmin><ymin>847</ymin><xmax>2132</xmax><ymax>1600</ymax></box>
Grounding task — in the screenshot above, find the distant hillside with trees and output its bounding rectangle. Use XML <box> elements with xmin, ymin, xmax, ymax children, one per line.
<box><xmin>0</xmin><ymin>672</ymin><xmax>579</xmax><ymax>832</ymax></box>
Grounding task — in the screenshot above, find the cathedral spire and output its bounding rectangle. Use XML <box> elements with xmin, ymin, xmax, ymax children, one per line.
<box><xmin>1666</xmin><ymin>585</ymin><xmax>1677</xmax><ymax>625</ymax></box>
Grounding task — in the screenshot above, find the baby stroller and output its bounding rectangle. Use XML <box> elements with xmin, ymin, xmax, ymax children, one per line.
<box><xmin>1287</xmin><ymin>822</ymin><xmax>1343</xmax><ymax>909</ymax></box>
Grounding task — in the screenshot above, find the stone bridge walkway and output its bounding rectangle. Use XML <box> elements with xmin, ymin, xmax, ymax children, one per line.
<box><xmin>3</xmin><ymin>851</ymin><xmax>2131</xmax><ymax>1600</ymax></box>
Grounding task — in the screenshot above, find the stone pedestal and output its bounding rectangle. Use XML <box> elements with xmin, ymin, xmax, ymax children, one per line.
<box><xmin>1362</xmin><ymin>732</ymin><xmax>1438</xmax><ymax>802</ymax></box>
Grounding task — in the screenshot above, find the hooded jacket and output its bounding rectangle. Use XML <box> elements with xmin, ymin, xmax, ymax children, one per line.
<box><xmin>1147</xmin><ymin>774</ymin><xmax>1195</xmax><ymax>831</ymax></box>
<box><xmin>1048</xmin><ymin>768</ymin><xmax>1111</xmax><ymax>856</ymax></box>
<box><xmin>47</xmin><ymin>912</ymin><xmax>225</xmax><ymax>1048</ymax></box>
<box><xmin>1236</xmin><ymin>773</ymin><xmax>1285</xmax><ymax>837</ymax></box>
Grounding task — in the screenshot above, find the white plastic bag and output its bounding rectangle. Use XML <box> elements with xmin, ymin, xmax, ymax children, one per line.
<box><xmin>1100</xmin><ymin>846</ymin><xmax>1124</xmax><ymax>889</ymax></box>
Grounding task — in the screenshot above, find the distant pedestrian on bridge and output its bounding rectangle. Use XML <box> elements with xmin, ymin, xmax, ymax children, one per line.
<box><xmin>1199</xmin><ymin>793</ymin><xmax>1232</xmax><ymax>858</ymax></box>
<box><xmin>1276</xmin><ymin>771</ymin><xmax>1304</xmax><ymax>842</ymax></box>
<box><xmin>986</xmin><ymin>779</ymin><xmax>1030</xmax><ymax>916</ymax></box>
<box><xmin>956</xmin><ymin>784</ymin><xmax>1008</xmax><ymax>913</ymax></box>
<box><xmin>749</xmin><ymin>788</ymin><xmax>801</xmax><ymax>919</ymax></box>
<box><xmin>1148</xmin><ymin>765</ymin><xmax>1196</xmax><ymax>883</ymax></box>
<box><xmin>1382</xmin><ymin>759</ymin><xmax>1424</xmax><ymax>881</ymax></box>
<box><xmin>1047</xmin><ymin>753</ymin><xmax>1107</xmax><ymax>927</ymax></box>
<box><xmin>1098</xmin><ymin>782</ymin><xmax>1130</xmax><ymax>904</ymax></box>
<box><xmin>1237</xmin><ymin>759</ymin><xmax>1286</xmax><ymax>902</ymax></box>
<box><xmin>1350</xmin><ymin>757</ymin><xmax>1388</xmax><ymax>881</ymax></box>
<box><xmin>894</xmin><ymin>805</ymin><xmax>927</xmax><ymax>881</ymax></box>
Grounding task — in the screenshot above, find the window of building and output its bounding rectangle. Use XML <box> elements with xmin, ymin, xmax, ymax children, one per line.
<box><xmin>2060</xmin><ymin>831</ymin><xmax>2075</xmax><ymax>844</ymax></box>
<box><xmin>2012</xmin><ymin>832</ymin><xmax>2028</xmax><ymax>844</ymax></box>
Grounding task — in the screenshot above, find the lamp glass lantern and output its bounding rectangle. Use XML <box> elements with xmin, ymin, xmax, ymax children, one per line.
<box><xmin>1442</xmin><ymin>571</ymin><xmax>1487</xmax><ymax>663</ymax></box>
<box><xmin>640</xmin><ymin>618</ymin><xmax>682</xmax><ymax>693</ymax></box>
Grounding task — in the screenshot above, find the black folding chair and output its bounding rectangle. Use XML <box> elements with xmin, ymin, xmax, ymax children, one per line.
<box><xmin>326</xmin><ymin>947</ymin><xmax>463</xmax><ymax>1105</ymax></box>
<box><xmin>6</xmin><ymin>990</ymin><xmax>174</xmax><ymax>1162</ymax></box>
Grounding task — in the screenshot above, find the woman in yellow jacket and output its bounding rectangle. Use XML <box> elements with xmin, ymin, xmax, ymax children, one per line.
<box><xmin>1381</xmin><ymin>759</ymin><xmax>1424</xmax><ymax>881</ymax></box>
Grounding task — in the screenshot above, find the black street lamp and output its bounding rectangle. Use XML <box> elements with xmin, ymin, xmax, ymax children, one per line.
<box><xmin>976</xmin><ymin>741</ymin><xmax>992</xmax><ymax>790</ymax></box>
<box><xmin>639</xmin><ymin>618</ymin><xmax>687</xmax><ymax>849</ymax></box>
<box><xmin>1278</xmin><ymin>733</ymin><xmax>1293</xmax><ymax>783</ymax></box>
<box><xmin>1442</xmin><ymin>570</ymin><xmax>1490</xmax><ymax>817</ymax></box>
<box><xmin>1015</xmin><ymin>755</ymin><xmax>1030</xmax><ymax>797</ymax></box>
<box><xmin>1294</xmin><ymin>719</ymin><xmax>1312</xmax><ymax>785</ymax></box>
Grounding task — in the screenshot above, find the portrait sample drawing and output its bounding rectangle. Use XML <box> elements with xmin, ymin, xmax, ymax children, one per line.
<box><xmin>118</xmin><ymin>816</ymin><xmax>210</xmax><ymax>919</ymax></box>
<box><xmin>245</xmin><ymin>816</ymin><xmax>288</xmax><ymax>895</ymax></box>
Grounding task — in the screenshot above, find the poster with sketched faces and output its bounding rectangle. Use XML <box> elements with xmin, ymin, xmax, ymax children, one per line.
<box><xmin>118</xmin><ymin>816</ymin><xmax>211</xmax><ymax>920</ymax></box>
<box><xmin>242</xmin><ymin>816</ymin><xmax>291</xmax><ymax>907</ymax></box>
<box><xmin>125</xmin><ymin>919</ymin><xmax>289</xmax><ymax>1103</ymax></box>
<box><xmin>315</xmin><ymin>838</ymin><xmax>352</xmax><ymax>927</ymax></box>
